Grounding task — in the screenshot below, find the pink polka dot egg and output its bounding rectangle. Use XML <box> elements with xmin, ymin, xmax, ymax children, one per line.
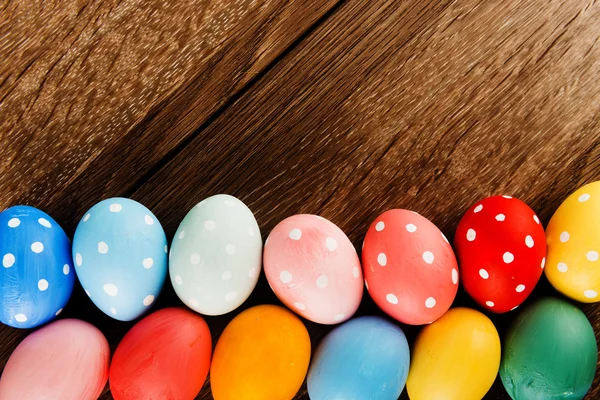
<box><xmin>362</xmin><ymin>210</ymin><xmax>459</xmax><ymax>325</ymax></box>
<box><xmin>264</xmin><ymin>214</ymin><xmax>363</xmax><ymax>324</ymax></box>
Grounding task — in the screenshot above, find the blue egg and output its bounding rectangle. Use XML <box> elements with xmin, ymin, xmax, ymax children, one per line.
<box><xmin>72</xmin><ymin>198</ymin><xmax>167</xmax><ymax>321</ymax></box>
<box><xmin>307</xmin><ymin>316</ymin><xmax>410</xmax><ymax>400</ymax></box>
<box><xmin>0</xmin><ymin>206</ymin><xmax>75</xmax><ymax>329</ymax></box>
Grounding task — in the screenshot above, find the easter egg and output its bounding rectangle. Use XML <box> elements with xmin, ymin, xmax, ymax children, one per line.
<box><xmin>307</xmin><ymin>316</ymin><xmax>410</xmax><ymax>400</ymax></box>
<box><xmin>500</xmin><ymin>297</ymin><xmax>597</xmax><ymax>400</ymax></box>
<box><xmin>72</xmin><ymin>198</ymin><xmax>167</xmax><ymax>321</ymax></box>
<box><xmin>0</xmin><ymin>205</ymin><xmax>74</xmax><ymax>328</ymax></box>
<box><xmin>264</xmin><ymin>214</ymin><xmax>362</xmax><ymax>324</ymax></box>
<box><xmin>454</xmin><ymin>196</ymin><xmax>546</xmax><ymax>313</ymax></box>
<box><xmin>211</xmin><ymin>304</ymin><xmax>311</xmax><ymax>400</ymax></box>
<box><xmin>169</xmin><ymin>194</ymin><xmax>261</xmax><ymax>315</ymax></box>
<box><xmin>110</xmin><ymin>307</ymin><xmax>212</xmax><ymax>400</ymax></box>
<box><xmin>406</xmin><ymin>307</ymin><xmax>501</xmax><ymax>400</ymax></box>
<box><xmin>0</xmin><ymin>319</ymin><xmax>109</xmax><ymax>399</ymax></box>
<box><xmin>362</xmin><ymin>209</ymin><xmax>458</xmax><ymax>325</ymax></box>
<box><xmin>545</xmin><ymin>181</ymin><xmax>600</xmax><ymax>302</ymax></box>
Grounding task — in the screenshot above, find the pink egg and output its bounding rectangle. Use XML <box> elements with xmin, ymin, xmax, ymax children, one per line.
<box><xmin>0</xmin><ymin>319</ymin><xmax>109</xmax><ymax>400</ymax></box>
<box><xmin>264</xmin><ymin>214</ymin><xmax>363</xmax><ymax>324</ymax></box>
<box><xmin>362</xmin><ymin>210</ymin><xmax>459</xmax><ymax>325</ymax></box>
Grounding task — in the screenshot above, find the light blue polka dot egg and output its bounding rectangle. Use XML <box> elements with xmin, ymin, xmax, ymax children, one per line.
<box><xmin>0</xmin><ymin>206</ymin><xmax>75</xmax><ymax>329</ymax></box>
<box><xmin>72</xmin><ymin>198</ymin><xmax>167</xmax><ymax>321</ymax></box>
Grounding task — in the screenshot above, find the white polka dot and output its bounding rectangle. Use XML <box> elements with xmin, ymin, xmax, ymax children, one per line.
<box><xmin>97</xmin><ymin>241</ymin><xmax>108</xmax><ymax>254</ymax></box>
<box><xmin>326</xmin><ymin>237</ymin><xmax>337</xmax><ymax>251</ymax></box>
<box><xmin>495</xmin><ymin>214</ymin><xmax>506</xmax><ymax>222</ymax></box>
<box><xmin>222</xmin><ymin>270</ymin><xmax>232</xmax><ymax>281</ymax></box>
<box><xmin>3</xmin><ymin>254</ymin><xmax>15</xmax><ymax>268</ymax></box>
<box><xmin>376</xmin><ymin>221</ymin><xmax>385</xmax><ymax>231</ymax></box>
<box><xmin>533</xmin><ymin>215</ymin><xmax>540</xmax><ymax>224</ymax></box>
<box><xmin>63</xmin><ymin>264</ymin><xmax>70</xmax><ymax>275</ymax></box>
<box><xmin>289</xmin><ymin>228</ymin><xmax>302</xmax><ymax>240</ymax></box>
<box><xmin>164</xmin><ymin>245</ymin><xmax>168</xmax><ymax>253</ymax></box>
<box><xmin>557</xmin><ymin>262</ymin><xmax>568</xmax><ymax>272</ymax></box>
<box><xmin>225</xmin><ymin>291</ymin><xmax>237</xmax><ymax>302</ymax></box>
<box><xmin>352</xmin><ymin>266</ymin><xmax>360</xmax><ymax>278</ymax></box>
<box><xmin>377</xmin><ymin>253</ymin><xmax>387</xmax><ymax>266</ymax></box>
<box><xmin>422</xmin><ymin>251</ymin><xmax>434</xmax><ymax>264</ymax></box>
<box><xmin>502</xmin><ymin>195</ymin><xmax>512</xmax><ymax>199</ymax></box>
<box><xmin>579</xmin><ymin>193</ymin><xmax>591</xmax><ymax>202</ymax></box>
<box><xmin>560</xmin><ymin>232</ymin><xmax>570</xmax><ymax>243</ymax></box>
<box><xmin>365</xmin><ymin>280</ymin><xmax>369</xmax><ymax>290</ymax></box>
<box><xmin>584</xmin><ymin>290</ymin><xmax>597</xmax><ymax>298</ymax></box>
<box><xmin>85</xmin><ymin>289</ymin><xmax>91</xmax><ymax>297</ymax></box>
<box><xmin>55</xmin><ymin>308</ymin><xmax>63</xmax><ymax>316</ymax></box>
<box><xmin>249</xmin><ymin>267</ymin><xmax>257</xmax><ymax>278</ymax></box>
<box><xmin>190</xmin><ymin>253</ymin><xmax>201</xmax><ymax>265</ymax></box>
<box><xmin>406</xmin><ymin>224</ymin><xmax>417</xmax><ymax>233</ymax></box>
<box><xmin>178</xmin><ymin>231</ymin><xmax>185</xmax><ymax>239</ymax></box>
<box><xmin>109</xmin><ymin>203</ymin><xmax>122</xmax><ymax>212</ymax></box>
<box><xmin>247</xmin><ymin>227</ymin><xmax>255</xmax><ymax>236</ymax></box>
<box><xmin>587</xmin><ymin>251</ymin><xmax>599</xmax><ymax>262</ymax></box>
<box><xmin>425</xmin><ymin>297</ymin><xmax>436</xmax><ymax>308</ymax></box>
<box><xmin>294</xmin><ymin>302</ymin><xmax>306</xmax><ymax>311</ymax></box>
<box><xmin>280</xmin><ymin>270</ymin><xmax>292</xmax><ymax>283</ymax></box>
<box><xmin>38</xmin><ymin>279</ymin><xmax>48</xmax><ymax>291</ymax></box>
<box><xmin>103</xmin><ymin>284</ymin><xmax>118</xmax><ymax>296</ymax></box>
<box><xmin>174</xmin><ymin>275</ymin><xmax>183</xmax><ymax>285</ymax></box>
<box><xmin>334</xmin><ymin>313</ymin><xmax>345</xmax><ymax>322</ymax></box>
<box><xmin>486</xmin><ymin>301</ymin><xmax>495</xmax><ymax>307</ymax></box>
<box><xmin>143</xmin><ymin>295</ymin><xmax>154</xmax><ymax>306</ymax></box>
<box><xmin>144</xmin><ymin>215</ymin><xmax>154</xmax><ymax>225</ymax></box>
<box><xmin>541</xmin><ymin>257</ymin><xmax>546</xmax><ymax>269</ymax></box>
<box><xmin>386</xmin><ymin>294</ymin><xmax>398</xmax><ymax>304</ymax></box>
<box><xmin>224</xmin><ymin>200</ymin><xmax>235</xmax><ymax>207</ymax></box>
<box><xmin>142</xmin><ymin>258</ymin><xmax>153</xmax><ymax>269</ymax></box>
<box><xmin>474</xmin><ymin>204</ymin><xmax>483</xmax><ymax>213</ymax></box>
<box><xmin>38</xmin><ymin>218</ymin><xmax>51</xmax><ymax>228</ymax></box>
<box><xmin>109</xmin><ymin>307</ymin><xmax>117</xmax><ymax>315</ymax></box>
<box><xmin>7</xmin><ymin>218</ymin><xmax>20</xmax><ymax>228</ymax></box>
<box><xmin>441</xmin><ymin>233</ymin><xmax>449</xmax><ymax>244</ymax></box>
<box><xmin>83</xmin><ymin>214</ymin><xmax>91</xmax><ymax>222</ymax></box>
<box><xmin>31</xmin><ymin>242</ymin><xmax>44</xmax><ymax>253</ymax></box>
<box><xmin>479</xmin><ymin>269</ymin><xmax>489</xmax><ymax>279</ymax></box>
<box><xmin>466</xmin><ymin>229</ymin><xmax>476</xmax><ymax>241</ymax></box>
<box><xmin>14</xmin><ymin>314</ymin><xmax>27</xmax><ymax>322</ymax></box>
<box><xmin>189</xmin><ymin>298</ymin><xmax>199</xmax><ymax>307</ymax></box>
<box><xmin>525</xmin><ymin>235</ymin><xmax>534</xmax><ymax>248</ymax></box>
<box><xmin>76</xmin><ymin>253</ymin><xmax>82</xmax><ymax>267</ymax></box>
<box><xmin>204</xmin><ymin>220</ymin><xmax>216</xmax><ymax>231</ymax></box>
<box><xmin>516</xmin><ymin>284</ymin><xmax>526</xmax><ymax>293</ymax></box>
<box><xmin>226</xmin><ymin>244</ymin><xmax>236</xmax><ymax>254</ymax></box>
<box><xmin>316</xmin><ymin>275</ymin><xmax>329</xmax><ymax>288</ymax></box>
<box><xmin>503</xmin><ymin>252</ymin><xmax>514</xmax><ymax>263</ymax></box>
<box><xmin>452</xmin><ymin>268</ymin><xmax>458</xmax><ymax>284</ymax></box>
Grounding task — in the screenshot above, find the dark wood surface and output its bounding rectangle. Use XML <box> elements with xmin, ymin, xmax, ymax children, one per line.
<box><xmin>2</xmin><ymin>0</ymin><xmax>600</xmax><ymax>399</ymax></box>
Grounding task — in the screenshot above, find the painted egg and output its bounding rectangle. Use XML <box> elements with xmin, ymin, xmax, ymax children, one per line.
<box><xmin>307</xmin><ymin>316</ymin><xmax>410</xmax><ymax>400</ymax></box>
<box><xmin>110</xmin><ymin>307</ymin><xmax>212</xmax><ymax>400</ymax></box>
<box><xmin>0</xmin><ymin>205</ymin><xmax>74</xmax><ymax>329</ymax></box>
<box><xmin>362</xmin><ymin>209</ymin><xmax>458</xmax><ymax>325</ymax></box>
<box><xmin>454</xmin><ymin>196</ymin><xmax>546</xmax><ymax>313</ymax></box>
<box><xmin>0</xmin><ymin>319</ymin><xmax>109</xmax><ymax>399</ymax></box>
<box><xmin>169</xmin><ymin>194</ymin><xmax>261</xmax><ymax>315</ymax></box>
<box><xmin>264</xmin><ymin>214</ymin><xmax>362</xmax><ymax>324</ymax></box>
<box><xmin>500</xmin><ymin>297</ymin><xmax>597</xmax><ymax>400</ymax></box>
<box><xmin>211</xmin><ymin>304</ymin><xmax>311</xmax><ymax>400</ymax></box>
<box><xmin>406</xmin><ymin>307</ymin><xmax>500</xmax><ymax>400</ymax></box>
<box><xmin>545</xmin><ymin>181</ymin><xmax>600</xmax><ymax>302</ymax></box>
<box><xmin>72</xmin><ymin>198</ymin><xmax>167</xmax><ymax>321</ymax></box>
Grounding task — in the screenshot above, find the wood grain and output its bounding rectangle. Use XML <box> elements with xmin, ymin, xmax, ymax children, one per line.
<box><xmin>2</xmin><ymin>0</ymin><xmax>600</xmax><ymax>399</ymax></box>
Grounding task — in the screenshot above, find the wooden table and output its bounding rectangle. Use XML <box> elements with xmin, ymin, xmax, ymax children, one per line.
<box><xmin>2</xmin><ymin>0</ymin><xmax>600</xmax><ymax>398</ymax></box>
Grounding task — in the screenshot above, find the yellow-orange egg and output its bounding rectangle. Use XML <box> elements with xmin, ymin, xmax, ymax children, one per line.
<box><xmin>210</xmin><ymin>304</ymin><xmax>311</xmax><ymax>400</ymax></box>
<box><xmin>546</xmin><ymin>181</ymin><xmax>600</xmax><ymax>302</ymax></box>
<box><xmin>406</xmin><ymin>307</ymin><xmax>500</xmax><ymax>400</ymax></box>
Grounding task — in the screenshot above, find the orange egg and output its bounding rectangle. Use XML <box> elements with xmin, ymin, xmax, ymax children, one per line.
<box><xmin>211</xmin><ymin>304</ymin><xmax>311</xmax><ymax>400</ymax></box>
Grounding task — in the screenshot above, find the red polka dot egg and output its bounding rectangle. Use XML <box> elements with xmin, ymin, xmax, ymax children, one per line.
<box><xmin>454</xmin><ymin>196</ymin><xmax>546</xmax><ymax>313</ymax></box>
<box><xmin>362</xmin><ymin>210</ymin><xmax>458</xmax><ymax>325</ymax></box>
<box><xmin>264</xmin><ymin>214</ymin><xmax>363</xmax><ymax>325</ymax></box>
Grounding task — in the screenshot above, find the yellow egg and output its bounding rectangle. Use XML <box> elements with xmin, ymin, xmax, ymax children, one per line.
<box><xmin>406</xmin><ymin>307</ymin><xmax>500</xmax><ymax>400</ymax></box>
<box><xmin>210</xmin><ymin>304</ymin><xmax>311</xmax><ymax>400</ymax></box>
<box><xmin>546</xmin><ymin>181</ymin><xmax>600</xmax><ymax>302</ymax></box>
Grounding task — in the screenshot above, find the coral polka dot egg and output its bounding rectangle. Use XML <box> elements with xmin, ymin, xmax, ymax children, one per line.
<box><xmin>362</xmin><ymin>209</ymin><xmax>458</xmax><ymax>325</ymax></box>
<box><xmin>545</xmin><ymin>181</ymin><xmax>600</xmax><ymax>302</ymax></box>
<box><xmin>454</xmin><ymin>195</ymin><xmax>546</xmax><ymax>313</ymax></box>
<box><xmin>72</xmin><ymin>198</ymin><xmax>168</xmax><ymax>321</ymax></box>
<box><xmin>264</xmin><ymin>214</ymin><xmax>363</xmax><ymax>324</ymax></box>
<box><xmin>0</xmin><ymin>206</ymin><xmax>75</xmax><ymax>329</ymax></box>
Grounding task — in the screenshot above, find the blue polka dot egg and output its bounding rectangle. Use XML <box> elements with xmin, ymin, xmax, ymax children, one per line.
<box><xmin>72</xmin><ymin>198</ymin><xmax>167</xmax><ymax>321</ymax></box>
<box><xmin>0</xmin><ymin>206</ymin><xmax>75</xmax><ymax>329</ymax></box>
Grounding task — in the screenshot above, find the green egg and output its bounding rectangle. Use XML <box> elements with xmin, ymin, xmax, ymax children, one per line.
<box><xmin>500</xmin><ymin>297</ymin><xmax>597</xmax><ymax>400</ymax></box>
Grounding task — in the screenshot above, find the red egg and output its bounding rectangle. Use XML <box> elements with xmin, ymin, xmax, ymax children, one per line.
<box><xmin>454</xmin><ymin>196</ymin><xmax>546</xmax><ymax>313</ymax></box>
<box><xmin>362</xmin><ymin>210</ymin><xmax>458</xmax><ymax>325</ymax></box>
<box><xmin>109</xmin><ymin>307</ymin><xmax>212</xmax><ymax>400</ymax></box>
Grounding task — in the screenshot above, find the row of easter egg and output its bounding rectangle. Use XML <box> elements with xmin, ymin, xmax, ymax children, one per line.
<box><xmin>1</xmin><ymin>296</ymin><xmax>596</xmax><ymax>400</ymax></box>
